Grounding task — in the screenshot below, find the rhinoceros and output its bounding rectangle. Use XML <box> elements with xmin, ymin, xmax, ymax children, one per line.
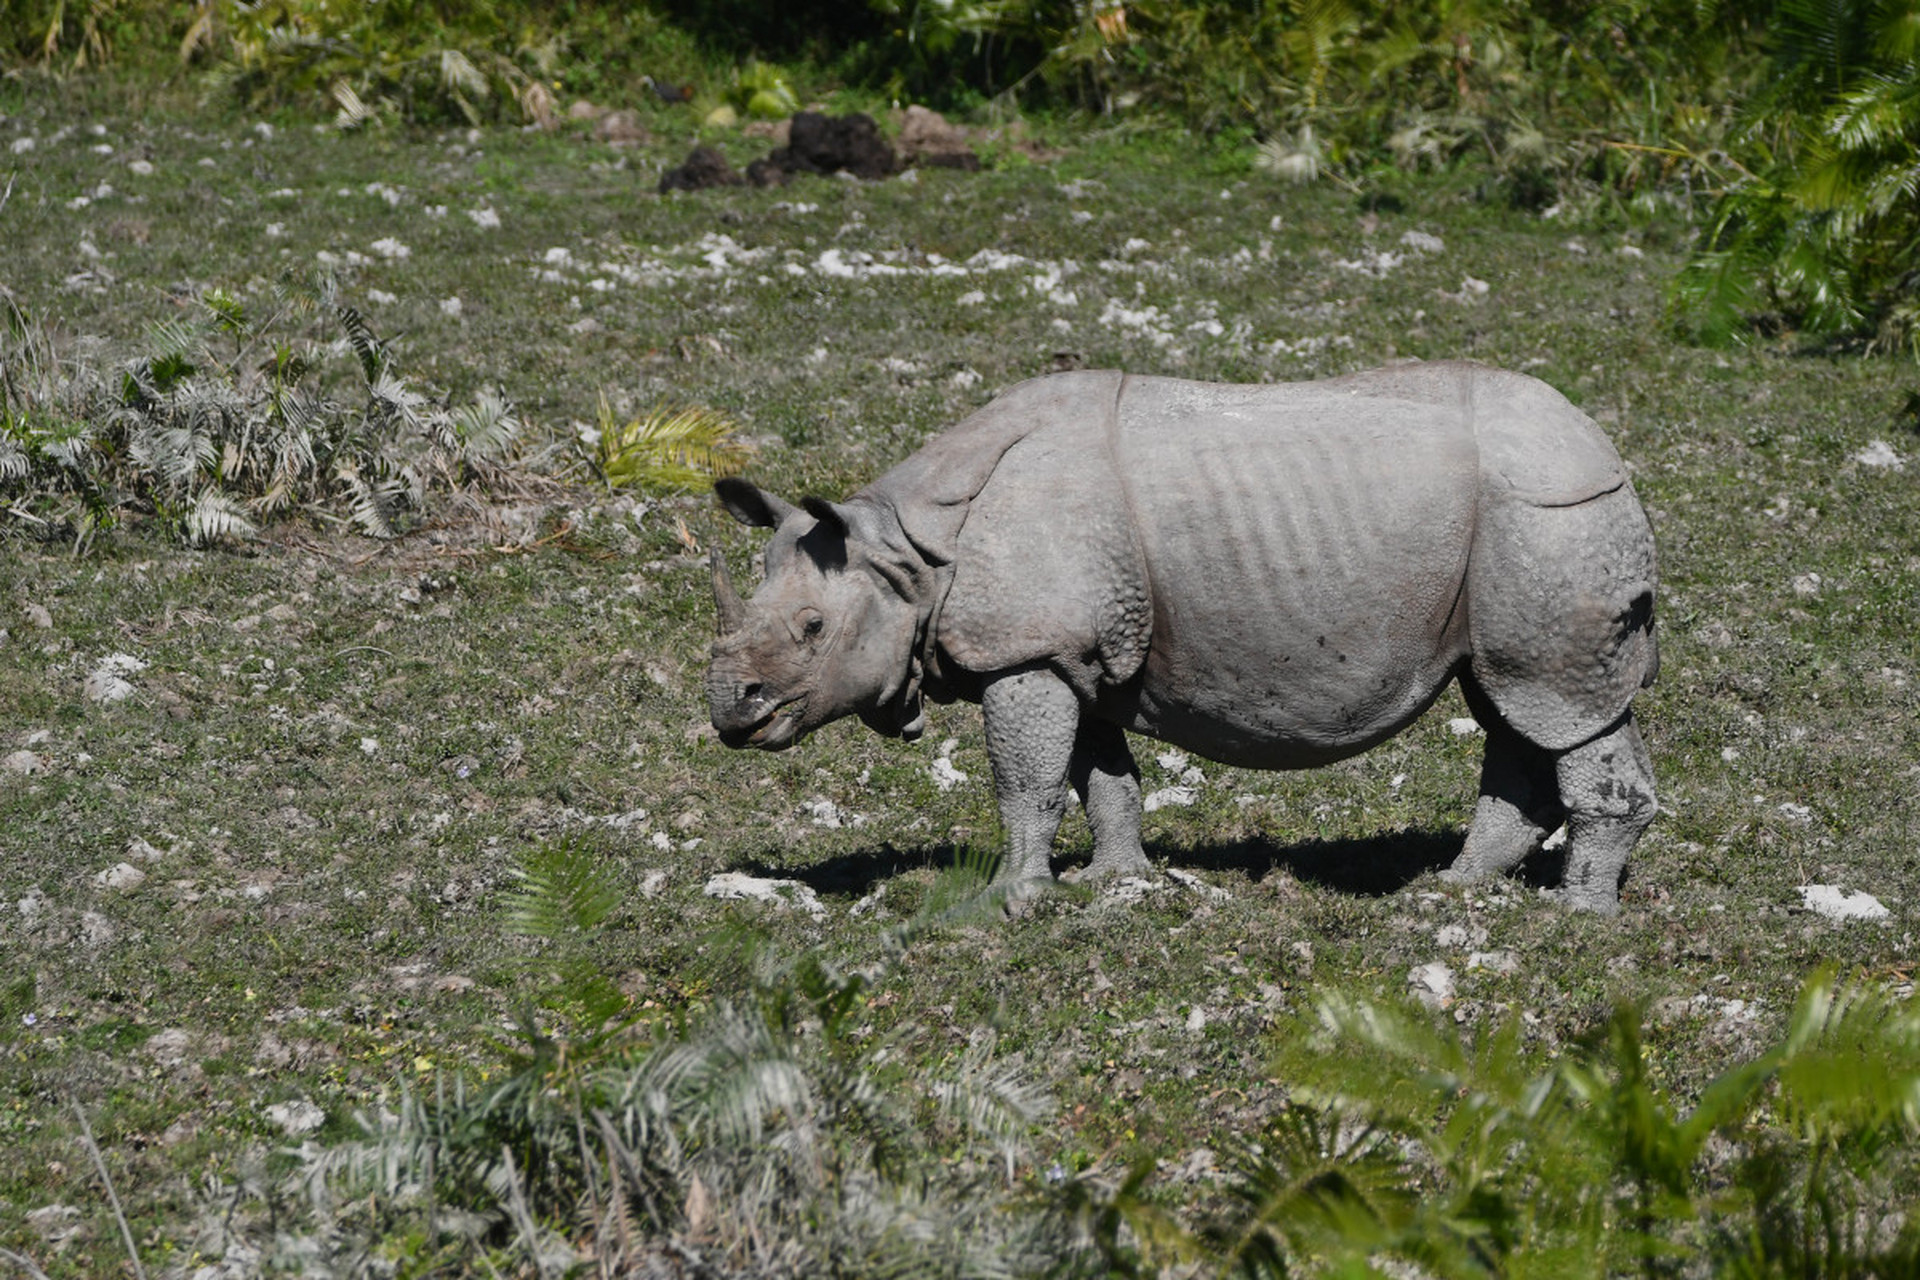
<box><xmin>705</xmin><ymin>361</ymin><xmax>1658</xmax><ymax>912</ymax></box>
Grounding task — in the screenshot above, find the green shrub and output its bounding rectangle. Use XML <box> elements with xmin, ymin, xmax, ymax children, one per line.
<box><xmin>1200</xmin><ymin>969</ymin><xmax>1920</xmax><ymax>1277</ymax></box>
<box><xmin>1672</xmin><ymin>0</ymin><xmax>1920</xmax><ymax>352</ymax></box>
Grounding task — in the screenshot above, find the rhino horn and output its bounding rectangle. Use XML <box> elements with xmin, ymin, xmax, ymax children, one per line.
<box><xmin>709</xmin><ymin>546</ymin><xmax>747</xmax><ymax>636</ymax></box>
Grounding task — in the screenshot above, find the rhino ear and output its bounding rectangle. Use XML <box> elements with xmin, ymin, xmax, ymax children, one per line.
<box><xmin>801</xmin><ymin>496</ymin><xmax>859</xmax><ymax>540</ymax></box>
<box><xmin>715</xmin><ymin>477</ymin><xmax>799</xmax><ymax>528</ymax></box>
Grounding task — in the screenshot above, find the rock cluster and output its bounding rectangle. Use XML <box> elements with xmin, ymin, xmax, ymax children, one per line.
<box><xmin>659</xmin><ymin>108</ymin><xmax>980</xmax><ymax>193</ymax></box>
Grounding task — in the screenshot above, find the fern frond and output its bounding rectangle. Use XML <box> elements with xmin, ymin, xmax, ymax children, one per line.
<box><xmin>333</xmin><ymin>78</ymin><xmax>376</xmax><ymax>130</ymax></box>
<box><xmin>336</xmin><ymin>304</ymin><xmax>389</xmax><ymax>382</ymax></box>
<box><xmin>595</xmin><ymin>400</ymin><xmax>755</xmax><ymax>493</ymax></box>
<box><xmin>0</xmin><ymin>431</ymin><xmax>29</xmax><ymax>484</ymax></box>
<box><xmin>185</xmin><ymin>488</ymin><xmax>259</xmax><ymax>546</ymax></box>
<box><xmin>930</xmin><ymin>1033</ymin><xmax>1053</xmax><ymax>1178</ymax></box>
<box><xmin>338</xmin><ymin>465</ymin><xmax>402</xmax><ymax>538</ymax></box>
<box><xmin>437</xmin><ymin>48</ymin><xmax>489</xmax><ymax>99</ymax></box>
<box><xmin>504</xmin><ymin>841</ymin><xmax>622</xmax><ymax>939</ymax></box>
<box><xmin>448</xmin><ymin>388</ymin><xmax>521</xmax><ymax>463</ymax></box>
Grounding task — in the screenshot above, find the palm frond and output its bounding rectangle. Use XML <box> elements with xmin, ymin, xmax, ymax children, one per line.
<box><xmin>504</xmin><ymin>840</ymin><xmax>622</xmax><ymax>939</ymax></box>
<box><xmin>184</xmin><ymin>488</ymin><xmax>259</xmax><ymax>546</ymax></box>
<box><xmin>448</xmin><ymin>388</ymin><xmax>521</xmax><ymax>463</ymax></box>
<box><xmin>594</xmin><ymin>399</ymin><xmax>755</xmax><ymax>492</ymax></box>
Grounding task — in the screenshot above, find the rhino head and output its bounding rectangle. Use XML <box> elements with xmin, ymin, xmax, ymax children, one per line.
<box><xmin>706</xmin><ymin>477</ymin><xmax>932</xmax><ymax>751</ymax></box>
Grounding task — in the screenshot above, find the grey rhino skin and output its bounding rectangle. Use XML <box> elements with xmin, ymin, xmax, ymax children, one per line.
<box><xmin>706</xmin><ymin>362</ymin><xmax>1659</xmax><ymax>912</ymax></box>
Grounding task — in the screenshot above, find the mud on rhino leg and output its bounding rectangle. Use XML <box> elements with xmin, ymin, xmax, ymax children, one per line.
<box><xmin>981</xmin><ymin>666</ymin><xmax>1079</xmax><ymax>885</ymax></box>
<box><xmin>1444</xmin><ymin>676</ymin><xmax>1568</xmax><ymax>885</ymax></box>
<box><xmin>1554</xmin><ymin>713</ymin><xmax>1656</xmax><ymax>914</ymax></box>
<box><xmin>1069</xmin><ymin>718</ymin><xmax>1150</xmax><ymax>879</ymax></box>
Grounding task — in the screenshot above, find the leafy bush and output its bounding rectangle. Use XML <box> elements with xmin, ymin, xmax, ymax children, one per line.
<box><xmin>1195</xmin><ymin>969</ymin><xmax>1920</xmax><ymax>1277</ymax></box>
<box><xmin>1672</xmin><ymin>0</ymin><xmax>1920</xmax><ymax>353</ymax></box>
<box><xmin>182</xmin><ymin>0</ymin><xmax>565</xmax><ymax>127</ymax></box>
<box><xmin>1</xmin><ymin>270</ymin><xmax>523</xmax><ymax>548</ymax></box>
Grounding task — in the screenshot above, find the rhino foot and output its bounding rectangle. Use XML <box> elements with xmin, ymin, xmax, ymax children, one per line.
<box><xmin>995</xmin><ymin>875</ymin><xmax>1053</xmax><ymax>919</ymax></box>
<box><xmin>1073</xmin><ymin>849</ymin><xmax>1154</xmax><ymax>882</ymax></box>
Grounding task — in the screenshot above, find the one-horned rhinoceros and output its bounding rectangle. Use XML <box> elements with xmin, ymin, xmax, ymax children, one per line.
<box><xmin>705</xmin><ymin>362</ymin><xmax>1658</xmax><ymax>912</ymax></box>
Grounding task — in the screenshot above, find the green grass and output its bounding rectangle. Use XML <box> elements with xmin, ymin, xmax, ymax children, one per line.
<box><xmin>2</xmin><ymin>72</ymin><xmax>1918</xmax><ymax>1276</ymax></box>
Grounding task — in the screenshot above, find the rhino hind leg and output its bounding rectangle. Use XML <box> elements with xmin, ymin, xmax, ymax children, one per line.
<box><xmin>981</xmin><ymin>666</ymin><xmax>1080</xmax><ymax>885</ymax></box>
<box><xmin>1443</xmin><ymin>709</ymin><xmax>1567</xmax><ymax>885</ymax></box>
<box><xmin>1070</xmin><ymin>718</ymin><xmax>1150</xmax><ymax>879</ymax></box>
<box><xmin>1552</xmin><ymin>712</ymin><xmax>1655</xmax><ymax>913</ymax></box>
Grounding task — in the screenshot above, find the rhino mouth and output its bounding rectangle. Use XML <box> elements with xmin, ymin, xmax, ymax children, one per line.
<box><xmin>719</xmin><ymin>697</ymin><xmax>808</xmax><ymax>751</ymax></box>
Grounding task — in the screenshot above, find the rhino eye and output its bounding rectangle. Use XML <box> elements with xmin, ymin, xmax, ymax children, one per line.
<box><xmin>803</xmin><ymin>615</ymin><xmax>825</xmax><ymax>640</ymax></box>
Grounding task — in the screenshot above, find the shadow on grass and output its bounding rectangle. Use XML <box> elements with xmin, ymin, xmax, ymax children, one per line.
<box><xmin>742</xmin><ymin>829</ymin><xmax>1569</xmax><ymax>900</ymax></box>
<box><xmin>739</xmin><ymin>843</ymin><xmax>972</xmax><ymax>896</ymax></box>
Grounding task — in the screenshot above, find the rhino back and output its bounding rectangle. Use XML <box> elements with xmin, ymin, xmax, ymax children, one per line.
<box><xmin>1110</xmin><ymin>375</ymin><xmax>1479</xmax><ymax>765</ymax></box>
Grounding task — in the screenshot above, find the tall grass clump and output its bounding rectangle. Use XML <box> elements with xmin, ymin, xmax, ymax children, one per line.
<box><xmin>1</xmin><ymin>268</ymin><xmax>524</xmax><ymax>549</ymax></box>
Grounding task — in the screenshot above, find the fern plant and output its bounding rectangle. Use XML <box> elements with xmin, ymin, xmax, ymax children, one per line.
<box><xmin>589</xmin><ymin>397</ymin><xmax>755</xmax><ymax>493</ymax></box>
<box><xmin>1201</xmin><ymin>968</ymin><xmax>1920</xmax><ymax>1278</ymax></box>
<box><xmin>2</xmin><ymin>268</ymin><xmax>525</xmax><ymax>548</ymax></box>
<box><xmin>1672</xmin><ymin>0</ymin><xmax>1920</xmax><ymax>352</ymax></box>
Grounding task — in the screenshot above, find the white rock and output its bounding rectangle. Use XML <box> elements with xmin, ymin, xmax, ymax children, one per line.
<box><xmin>84</xmin><ymin>667</ymin><xmax>137</xmax><ymax>703</ymax></box>
<box><xmin>1400</xmin><ymin>230</ymin><xmax>1445</xmax><ymax>253</ymax></box>
<box><xmin>1143</xmin><ymin>785</ymin><xmax>1198</xmax><ymax>812</ymax></box>
<box><xmin>640</xmin><ymin>870</ymin><xmax>668</xmax><ymax>896</ymax></box>
<box><xmin>1792</xmin><ymin>573</ymin><xmax>1822</xmax><ymax>596</ymax></box>
<box><xmin>1185</xmin><ymin>1005</ymin><xmax>1208</xmax><ymax>1033</ymax></box>
<box><xmin>703</xmin><ymin>871</ymin><xmax>826</xmax><ymax>918</ymax></box>
<box><xmin>4</xmin><ymin>750</ymin><xmax>44</xmax><ymax>775</ymax></box>
<box><xmin>370</xmin><ymin>237</ymin><xmax>410</xmax><ymax>259</ymax></box>
<box><xmin>25</xmin><ymin>1204</ymin><xmax>79</xmax><ymax>1241</ymax></box>
<box><xmin>1853</xmin><ymin>440</ymin><xmax>1905</xmax><ymax>471</ymax></box>
<box><xmin>87</xmin><ymin>654</ymin><xmax>147</xmax><ymax>704</ymax></box>
<box><xmin>1799</xmin><ymin>884</ymin><xmax>1890</xmax><ymax>922</ymax></box>
<box><xmin>25</xmin><ymin>603</ymin><xmax>52</xmax><ymax>628</ymax></box>
<box><xmin>146</xmin><ymin>1027</ymin><xmax>194</xmax><ymax>1066</ymax></box>
<box><xmin>439</xmin><ymin>296</ymin><xmax>463</xmax><ymax>317</ymax></box>
<box><xmin>1448</xmin><ymin>717</ymin><xmax>1482</xmax><ymax>736</ymax></box>
<box><xmin>1165</xmin><ymin>867</ymin><xmax>1230</xmax><ymax>901</ymax></box>
<box><xmin>931</xmin><ymin>739</ymin><xmax>969</xmax><ymax>789</ymax></box>
<box><xmin>264</xmin><ymin>1099</ymin><xmax>326</xmax><ymax>1136</ymax></box>
<box><xmin>1408</xmin><ymin>961</ymin><xmax>1456</xmax><ymax>1008</ymax></box>
<box><xmin>1468</xmin><ymin>949</ymin><xmax>1519</xmax><ymax>975</ymax></box>
<box><xmin>80</xmin><ymin>911</ymin><xmax>116</xmax><ymax>949</ymax></box>
<box><xmin>94</xmin><ymin>862</ymin><xmax>146</xmax><ymax>891</ymax></box>
<box><xmin>467</xmin><ymin>206</ymin><xmax>501</xmax><ymax>229</ymax></box>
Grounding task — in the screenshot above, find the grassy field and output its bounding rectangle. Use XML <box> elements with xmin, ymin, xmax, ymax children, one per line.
<box><xmin>3</xmin><ymin>74</ymin><xmax>1918</xmax><ymax>1275</ymax></box>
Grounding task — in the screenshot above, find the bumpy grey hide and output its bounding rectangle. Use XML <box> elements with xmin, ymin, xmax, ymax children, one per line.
<box><xmin>706</xmin><ymin>362</ymin><xmax>1659</xmax><ymax>912</ymax></box>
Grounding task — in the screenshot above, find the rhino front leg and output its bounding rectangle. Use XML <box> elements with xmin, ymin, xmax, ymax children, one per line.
<box><xmin>1554</xmin><ymin>713</ymin><xmax>1656</xmax><ymax>914</ymax></box>
<box><xmin>1070</xmin><ymin>718</ymin><xmax>1151</xmax><ymax>880</ymax></box>
<box><xmin>980</xmin><ymin>666</ymin><xmax>1080</xmax><ymax>885</ymax></box>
